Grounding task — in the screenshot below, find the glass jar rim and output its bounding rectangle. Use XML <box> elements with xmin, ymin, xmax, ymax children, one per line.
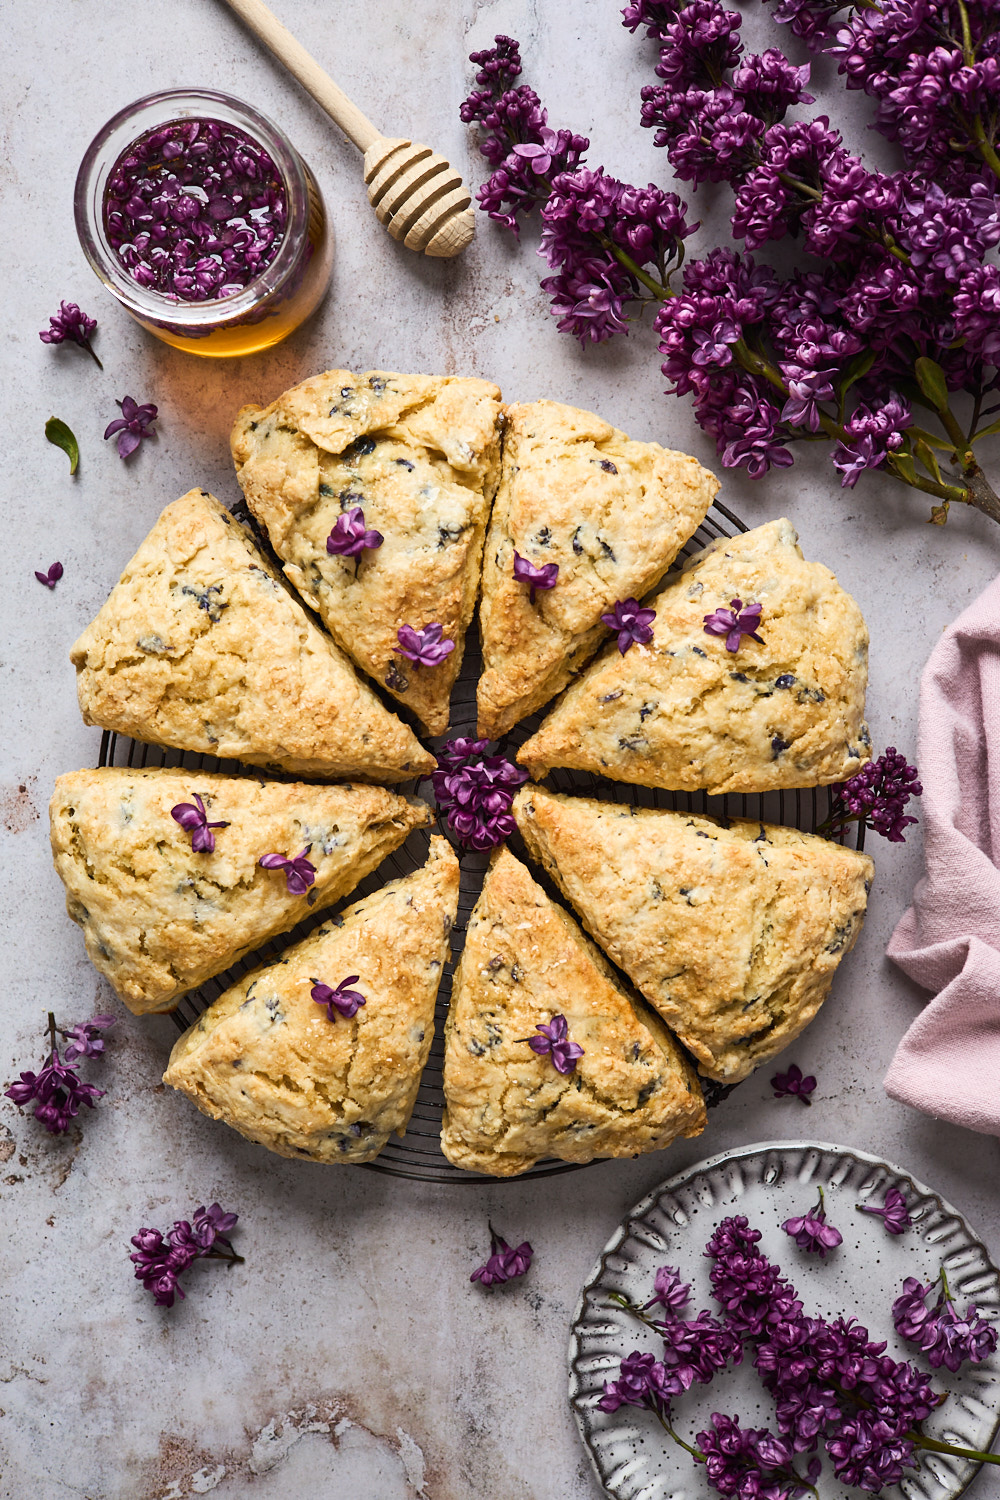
<box><xmin>74</xmin><ymin>87</ymin><xmax>310</xmax><ymax>327</ymax></box>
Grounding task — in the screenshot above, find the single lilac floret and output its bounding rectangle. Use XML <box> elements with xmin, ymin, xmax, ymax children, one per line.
<box><xmin>781</xmin><ymin>1188</ymin><xmax>843</xmax><ymax>1257</ymax></box>
<box><xmin>35</xmin><ymin>562</ymin><xmax>64</xmax><ymax>590</ymax></box>
<box><xmin>770</xmin><ymin>1062</ymin><xmax>816</xmax><ymax>1105</ymax></box>
<box><xmin>471</xmin><ymin>1222</ymin><xmax>533</xmax><ymax>1286</ymax></box>
<box><xmin>171</xmin><ymin>793</ymin><xmax>229</xmax><ymax>853</ymax></box>
<box><xmin>326</xmin><ymin>506</ymin><xmax>384</xmax><ymax>559</ymax></box>
<box><xmin>704</xmin><ymin>597</ymin><xmax>765</xmax><ymax>652</ymax></box>
<box><xmin>104</xmin><ymin>396</ymin><xmax>158</xmax><ymax>459</ymax></box>
<box><xmin>858</xmin><ymin>1187</ymin><xmax>911</xmax><ymax>1236</ymax></box>
<box><xmin>601</xmin><ymin>597</ymin><xmax>656</xmax><ymax>654</ymax></box>
<box><xmin>524</xmin><ymin>1013</ymin><xmax>584</xmax><ymax>1074</ymax></box>
<box><xmin>39</xmin><ymin>301</ymin><xmax>102</xmax><ymax>367</ymax></box>
<box><xmin>311</xmin><ymin>975</ymin><xmax>367</xmax><ymax>1021</ymax></box>
<box><xmin>645</xmin><ymin>1264</ymin><xmax>692</xmax><ymax>1314</ymax></box>
<box><xmin>258</xmin><ymin>848</ymin><xmax>317</xmax><ymax>896</ymax></box>
<box><xmin>393</xmin><ymin>622</ymin><xmax>455</xmax><ymax>668</ymax></box>
<box><xmin>62</xmin><ymin>1015</ymin><xmax>115</xmax><ymax>1062</ymax></box>
<box><xmin>513</xmin><ymin>550</ymin><xmax>559</xmax><ymax>604</ymax></box>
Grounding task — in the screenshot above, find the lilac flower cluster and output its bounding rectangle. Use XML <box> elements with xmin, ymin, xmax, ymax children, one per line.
<box><xmin>130</xmin><ymin>1202</ymin><xmax>241</xmax><ymax>1308</ymax></box>
<box><xmin>4</xmin><ymin>1013</ymin><xmax>113</xmax><ymax>1134</ymax></box>
<box><xmin>893</xmin><ymin>1273</ymin><xmax>999</xmax><ymax>1371</ymax></box>
<box><xmin>470</xmin><ymin>1222</ymin><xmax>533</xmax><ymax>1286</ymax></box>
<box><xmin>825</xmin><ymin>747</ymin><xmax>922</xmax><ymax>843</ymax></box>
<box><xmin>39</xmin><ymin>301</ymin><xmax>102</xmax><ymax>367</ymax></box>
<box><xmin>430</xmin><ymin>737</ymin><xmax>528</xmax><ymax>852</ymax></box>
<box><xmin>105</xmin><ymin>118</ymin><xmax>286</xmax><ymax>302</ymax></box>
<box><xmin>781</xmin><ymin>1188</ymin><xmax>843</xmax><ymax>1257</ymax></box>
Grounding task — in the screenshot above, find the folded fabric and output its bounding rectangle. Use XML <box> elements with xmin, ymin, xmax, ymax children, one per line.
<box><xmin>886</xmin><ymin>573</ymin><xmax>1000</xmax><ymax>1133</ymax></box>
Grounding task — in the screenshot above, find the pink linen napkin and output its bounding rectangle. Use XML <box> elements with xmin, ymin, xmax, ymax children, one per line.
<box><xmin>885</xmin><ymin>574</ymin><xmax>1000</xmax><ymax>1133</ymax></box>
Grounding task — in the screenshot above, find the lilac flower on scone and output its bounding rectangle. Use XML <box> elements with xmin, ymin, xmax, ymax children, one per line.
<box><xmin>858</xmin><ymin>1187</ymin><xmax>911</xmax><ymax>1235</ymax></box>
<box><xmin>781</xmin><ymin>1188</ymin><xmax>842</xmax><ymax>1256</ymax></box>
<box><xmin>470</xmin><ymin>1222</ymin><xmax>533</xmax><ymax>1286</ymax></box>
<box><xmin>703</xmin><ymin>597</ymin><xmax>764</xmax><ymax>651</ymax></box>
<box><xmin>171</xmin><ymin>793</ymin><xmax>229</xmax><ymax>853</ymax></box>
<box><xmin>326</xmin><ymin>506</ymin><xmax>383</xmax><ymax>558</ymax></box>
<box><xmin>39</xmin><ymin>301</ymin><xmax>102</xmax><ymax>367</ymax></box>
<box><xmin>770</xmin><ymin>1062</ymin><xmax>816</xmax><ymax>1104</ymax></box>
<box><xmin>258</xmin><ymin>848</ymin><xmax>317</xmax><ymax>895</ymax></box>
<box><xmin>104</xmin><ymin>396</ymin><xmax>158</xmax><ymax>459</ymax></box>
<box><xmin>393</xmin><ymin>622</ymin><xmax>455</xmax><ymax>668</ymax></box>
<box><xmin>311</xmin><ymin>976</ymin><xmax>367</xmax><ymax>1022</ymax></box>
<box><xmin>431</xmin><ymin>738</ymin><xmax>527</xmax><ymax>851</ymax></box>
<box><xmin>602</xmin><ymin>597</ymin><xmax>656</xmax><ymax>654</ymax></box>
<box><xmin>512</xmin><ymin>551</ymin><xmax>559</xmax><ymax>603</ymax></box>
<box><xmin>35</xmin><ymin>562</ymin><xmax>64</xmax><ymax>589</ymax></box>
<box><xmin>525</xmin><ymin>1013</ymin><xmax>584</xmax><ymax>1074</ymax></box>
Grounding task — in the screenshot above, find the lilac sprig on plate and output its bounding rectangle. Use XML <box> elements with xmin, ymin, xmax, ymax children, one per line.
<box><xmin>129</xmin><ymin>1202</ymin><xmax>242</xmax><ymax>1308</ymax></box>
<box><xmin>104</xmin><ymin>396</ymin><xmax>158</xmax><ymax>459</ymax></box>
<box><xmin>4</xmin><ymin>1012</ymin><xmax>113</xmax><ymax>1134</ymax></box>
<box><xmin>821</xmin><ymin>747</ymin><xmax>923</xmax><ymax>844</ymax></box>
<box><xmin>430</xmin><ymin>737</ymin><xmax>528</xmax><ymax>852</ymax></box>
<box><xmin>470</xmin><ymin>1222</ymin><xmax>533</xmax><ymax>1286</ymax></box>
<box><xmin>781</xmin><ymin>1185</ymin><xmax>843</xmax><ymax>1257</ymax></box>
<box><xmin>893</xmin><ymin>1269</ymin><xmax>999</xmax><ymax>1371</ymax></box>
<box><xmin>39</xmin><ymin>301</ymin><xmax>102</xmax><ymax>368</ymax></box>
<box><xmin>858</xmin><ymin>1187</ymin><xmax>911</xmax><ymax>1236</ymax></box>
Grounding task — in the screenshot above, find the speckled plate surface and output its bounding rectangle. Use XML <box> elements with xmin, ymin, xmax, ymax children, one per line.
<box><xmin>569</xmin><ymin>1142</ymin><xmax>1000</xmax><ymax>1499</ymax></box>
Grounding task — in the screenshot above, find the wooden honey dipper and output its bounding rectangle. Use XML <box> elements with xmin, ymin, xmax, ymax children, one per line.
<box><xmin>221</xmin><ymin>0</ymin><xmax>476</xmax><ymax>258</ymax></box>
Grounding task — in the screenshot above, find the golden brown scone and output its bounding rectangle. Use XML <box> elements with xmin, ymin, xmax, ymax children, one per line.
<box><xmin>164</xmin><ymin>837</ymin><xmax>459</xmax><ymax>1163</ymax></box>
<box><xmin>70</xmin><ymin>489</ymin><xmax>433</xmax><ymax>782</ymax></box>
<box><xmin>50</xmin><ymin>767</ymin><xmax>431</xmax><ymax>1014</ymax></box>
<box><xmin>230</xmin><ymin>370</ymin><xmax>503</xmax><ymax>736</ymax></box>
<box><xmin>513</xmin><ymin>785</ymin><xmax>874</xmax><ymax>1083</ymax></box>
<box><xmin>476</xmin><ymin>400</ymin><xmax>718</xmax><ymax>739</ymax></box>
<box><xmin>440</xmin><ymin>847</ymin><xmax>705</xmax><ymax>1176</ymax></box>
<box><xmin>518</xmin><ymin>518</ymin><xmax>870</xmax><ymax>794</ymax></box>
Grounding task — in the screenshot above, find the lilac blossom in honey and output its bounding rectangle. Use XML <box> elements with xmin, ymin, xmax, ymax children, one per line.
<box><xmin>104</xmin><ymin>118</ymin><xmax>287</xmax><ymax>303</ymax></box>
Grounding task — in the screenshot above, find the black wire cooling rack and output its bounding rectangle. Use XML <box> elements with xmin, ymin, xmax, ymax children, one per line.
<box><xmin>97</xmin><ymin>497</ymin><xmax>865</xmax><ymax>1183</ymax></box>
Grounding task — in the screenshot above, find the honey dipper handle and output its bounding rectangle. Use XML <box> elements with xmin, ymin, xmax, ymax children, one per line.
<box><xmin>221</xmin><ymin>0</ymin><xmax>381</xmax><ymax>153</ymax></box>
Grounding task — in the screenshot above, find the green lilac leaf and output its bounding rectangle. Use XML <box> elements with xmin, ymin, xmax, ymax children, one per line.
<box><xmin>913</xmin><ymin>437</ymin><xmax>943</xmax><ymax>484</ymax></box>
<box><xmin>914</xmin><ymin>357</ymin><xmax>950</xmax><ymax>412</ymax></box>
<box><xmin>892</xmin><ymin>451</ymin><xmax>918</xmax><ymax>482</ymax></box>
<box><xmin>45</xmin><ymin>417</ymin><xmax>79</xmax><ymax>474</ymax></box>
<box><xmin>839</xmin><ymin>349</ymin><xmax>877</xmax><ymax>401</ymax></box>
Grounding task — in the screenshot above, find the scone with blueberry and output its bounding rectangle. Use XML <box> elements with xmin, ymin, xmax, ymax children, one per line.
<box><xmin>476</xmin><ymin>399</ymin><xmax>718</xmax><ymax>739</ymax></box>
<box><xmin>513</xmin><ymin>785</ymin><xmax>874</xmax><ymax>1084</ymax></box>
<box><xmin>164</xmin><ymin>837</ymin><xmax>459</xmax><ymax>1163</ymax></box>
<box><xmin>50</xmin><ymin>767</ymin><xmax>431</xmax><ymax>1014</ymax></box>
<box><xmin>440</xmin><ymin>847</ymin><xmax>706</xmax><ymax>1176</ymax></box>
<box><xmin>231</xmin><ymin>370</ymin><xmax>503</xmax><ymax>736</ymax></box>
<box><xmin>518</xmin><ymin>518</ymin><xmax>870</xmax><ymax>794</ymax></box>
<box><xmin>71</xmin><ymin>489</ymin><xmax>433</xmax><ymax>783</ymax></box>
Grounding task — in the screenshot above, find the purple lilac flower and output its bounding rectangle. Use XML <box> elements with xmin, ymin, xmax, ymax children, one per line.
<box><xmin>599</xmin><ymin>1350</ymin><xmax>680</xmax><ymax>1414</ymax></box>
<box><xmin>512</xmin><ymin>551</ymin><xmax>559</xmax><ymax>604</ymax></box>
<box><xmin>826</xmin><ymin>1412</ymin><xmax>914</xmax><ymax>1492</ymax></box>
<box><xmin>832</xmin><ymin>396</ymin><xmax>912</xmax><ymax>489</ymax></box>
<box><xmin>5</xmin><ymin>1050</ymin><xmax>104</xmax><ymax>1133</ymax></box>
<box><xmin>602</xmin><ymin>598</ymin><xmax>656</xmax><ymax>654</ymax></box>
<box><xmin>130</xmin><ymin>1202</ymin><xmax>241</xmax><ymax>1307</ymax></box>
<box><xmin>525</xmin><ymin>1014</ymin><xmax>584</xmax><ymax>1075</ymax></box>
<box><xmin>35</xmin><ymin>562</ymin><xmax>64</xmax><ymax>589</ymax></box>
<box><xmin>311</xmin><ymin>975</ymin><xmax>367</xmax><ymax>1022</ymax></box>
<box><xmin>703</xmin><ymin>598</ymin><xmax>764</xmax><ymax>651</ymax></box>
<box><xmin>645</xmin><ymin>1265</ymin><xmax>692</xmax><ymax>1314</ymax></box>
<box><xmin>661</xmin><ymin>1307</ymin><xmax>744</xmax><ymax>1385</ymax></box>
<box><xmin>39</xmin><ymin>301</ymin><xmax>102</xmax><ymax>367</ymax></box>
<box><xmin>827</xmin><ymin>748</ymin><xmax>922</xmax><ymax>843</ymax></box>
<box><xmin>892</xmin><ymin>1273</ymin><xmax>999</xmax><ymax>1371</ymax></box>
<box><xmin>431</xmin><ymin>738</ymin><xmax>528</xmax><ymax>852</ymax></box>
<box><xmin>326</xmin><ymin>506</ymin><xmax>383</xmax><ymax>559</ymax></box>
<box><xmin>858</xmin><ymin>1187</ymin><xmax>910</xmax><ymax>1236</ymax></box>
<box><xmin>393</xmin><ymin>622</ymin><xmax>455</xmax><ymax>668</ymax></box>
<box><xmin>61</xmin><ymin>1015</ymin><xmax>115</xmax><ymax>1062</ymax></box>
<box><xmin>770</xmin><ymin>1063</ymin><xmax>816</xmax><ymax>1105</ymax></box>
<box><xmin>697</xmin><ymin>1412</ymin><xmax>801</xmax><ymax>1496</ymax></box>
<box><xmin>103</xmin><ymin>396</ymin><xmax>158</xmax><ymax>459</ymax></box>
<box><xmin>171</xmin><ymin>793</ymin><xmax>229</xmax><ymax>854</ymax></box>
<box><xmin>781</xmin><ymin>1189</ymin><xmax>843</xmax><ymax>1257</ymax></box>
<box><xmin>470</xmin><ymin>1222</ymin><xmax>533</xmax><ymax>1286</ymax></box>
<box><xmin>258</xmin><ymin>848</ymin><xmax>317</xmax><ymax>896</ymax></box>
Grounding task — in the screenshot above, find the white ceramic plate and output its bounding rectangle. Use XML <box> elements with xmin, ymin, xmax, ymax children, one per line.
<box><xmin>569</xmin><ymin>1142</ymin><xmax>1000</xmax><ymax>1500</ymax></box>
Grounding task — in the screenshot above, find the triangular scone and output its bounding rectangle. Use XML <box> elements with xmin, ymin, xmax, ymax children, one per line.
<box><xmin>230</xmin><ymin>370</ymin><xmax>503</xmax><ymax>735</ymax></box>
<box><xmin>440</xmin><ymin>848</ymin><xmax>706</xmax><ymax>1177</ymax></box>
<box><xmin>163</xmin><ymin>837</ymin><xmax>459</xmax><ymax>1163</ymax></box>
<box><xmin>70</xmin><ymin>489</ymin><xmax>433</xmax><ymax>782</ymax></box>
<box><xmin>476</xmin><ymin>400</ymin><xmax>718</xmax><ymax>739</ymax></box>
<box><xmin>513</xmin><ymin>786</ymin><xmax>874</xmax><ymax>1084</ymax></box>
<box><xmin>518</xmin><ymin>518</ymin><xmax>870</xmax><ymax>793</ymax></box>
<box><xmin>50</xmin><ymin>768</ymin><xmax>431</xmax><ymax>1015</ymax></box>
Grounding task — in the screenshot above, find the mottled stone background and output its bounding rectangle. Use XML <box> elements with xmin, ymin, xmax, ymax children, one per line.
<box><xmin>2</xmin><ymin>2</ymin><xmax>999</xmax><ymax>1497</ymax></box>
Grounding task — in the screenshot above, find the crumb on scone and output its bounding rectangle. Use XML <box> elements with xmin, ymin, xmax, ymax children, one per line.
<box><xmin>49</xmin><ymin>767</ymin><xmax>431</xmax><ymax>1014</ymax></box>
<box><xmin>476</xmin><ymin>399</ymin><xmax>718</xmax><ymax>739</ymax></box>
<box><xmin>163</xmin><ymin>837</ymin><xmax>459</xmax><ymax>1163</ymax></box>
<box><xmin>70</xmin><ymin>488</ymin><xmax>434</xmax><ymax>782</ymax></box>
<box><xmin>230</xmin><ymin>371</ymin><xmax>504</xmax><ymax>736</ymax></box>
<box><xmin>440</xmin><ymin>846</ymin><xmax>706</xmax><ymax>1176</ymax></box>
<box><xmin>517</xmin><ymin>517</ymin><xmax>870</xmax><ymax>795</ymax></box>
<box><xmin>513</xmin><ymin>784</ymin><xmax>874</xmax><ymax>1083</ymax></box>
